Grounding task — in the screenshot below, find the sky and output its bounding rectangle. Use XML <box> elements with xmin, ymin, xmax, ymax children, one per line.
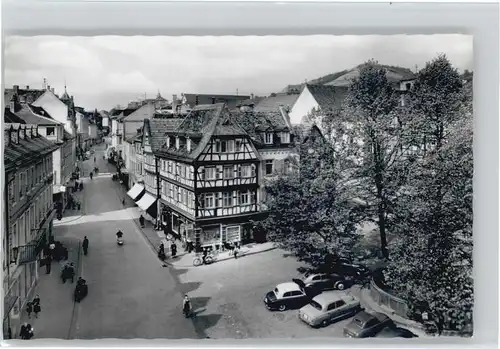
<box><xmin>4</xmin><ymin>35</ymin><xmax>473</xmax><ymax>111</ymax></box>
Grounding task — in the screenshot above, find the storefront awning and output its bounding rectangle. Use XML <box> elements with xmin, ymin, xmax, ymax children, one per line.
<box><xmin>137</xmin><ymin>193</ymin><xmax>157</xmax><ymax>211</ymax></box>
<box><xmin>127</xmin><ymin>184</ymin><xmax>145</xmax><ymax>200</ymax></box>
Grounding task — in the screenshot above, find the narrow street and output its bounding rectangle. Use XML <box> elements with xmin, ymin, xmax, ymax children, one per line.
<box><xmin>55</xmin><ymin>144</ymin><xmax>200</xmax><ymax>339</ymax></box>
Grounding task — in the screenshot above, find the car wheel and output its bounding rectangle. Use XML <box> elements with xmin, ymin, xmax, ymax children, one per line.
<box><xmin>321</xmin><ymin>319</ymin><xmax>329</xmax><ymax>327</ymax></box>
<box><xmin>278</xmin><ymin>304</ymin><xmax>286</xmax><ymax>311</ymax></box>
<box><xmin>336</xmin><ymin>282</ymin><xmax>345</xmax><ymax>290</ymax></box>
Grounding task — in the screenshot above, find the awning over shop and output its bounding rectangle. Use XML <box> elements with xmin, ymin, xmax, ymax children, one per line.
<box><xmin>137</xmin><ymin>193</ymin><xmax>157</xmax><ymax>211</ymax></box>
<box><xmin>127</xmin><ymin>184</ymin><xmax>145</xmax><ymax>201</ymax></box>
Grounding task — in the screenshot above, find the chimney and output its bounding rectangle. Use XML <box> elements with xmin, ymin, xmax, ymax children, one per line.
<box><xmin>186</xmin><ymin>137</ymin><xmax>192</xmax><ymax>152</ymax></box>
<box><xmin>175</xmin><ymin>136</ymin><xmax>180</xmax><ymax>150</ymax></box>
<box><xmin>11</xmin><ymin>127</ymin><xmax>19</xmax><ymax>144</ymax></box>
<box><xmin>26</xmin><ymin>85</ymin><xmax>30</xmax><ymax>90</ymax></box>
<box><xmin>13</xmin><ymin>85</ymin><xmax>19</xmax><ymax>94</ymax></box>
<box><xmin>172</xmin><ymin>95</ymin><xmax>178</xmax><ymax>114</ymax></box>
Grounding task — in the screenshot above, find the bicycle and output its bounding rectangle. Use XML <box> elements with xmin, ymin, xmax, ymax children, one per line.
<box><xmin>192</xmin><ymin>250</ymin><xmax>218</xmax><ymax>266</ymax></box>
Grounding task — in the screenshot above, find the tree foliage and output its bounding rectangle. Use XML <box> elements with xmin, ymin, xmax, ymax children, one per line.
<box><xmin>383</xmin><ymin>55</ymin><xmax>473</xmax><ymax>334</ymax></box>
<box><xmin>319</xmin><ymin>61</ymin><xmax>407</xmax><ymax>259</ymax></box>
<box><xmin>256</xmin><ymin>133</ymin><xmax>364</xmax><ymax>267</ymax></box>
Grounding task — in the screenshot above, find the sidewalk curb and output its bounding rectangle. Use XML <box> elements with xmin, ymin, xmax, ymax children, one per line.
<box><xmin>133</xmin><ymin>216</ymin><xmax>277</xmax><ymax>269</ymax></box>
<box><xmin>168</xmin><ymin>246</ymin><xmax>278</xmax><ymax>268</ymax></box>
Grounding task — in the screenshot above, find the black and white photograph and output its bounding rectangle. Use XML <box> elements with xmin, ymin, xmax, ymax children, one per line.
<box><xmin>3</xmin><ymin>33</ymin><xmax>473</xmax><ymax>341</ymax></box>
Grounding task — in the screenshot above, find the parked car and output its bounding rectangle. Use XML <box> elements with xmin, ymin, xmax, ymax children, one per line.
<box><xmin>305</xmin><ymin>257</ymin><xmax>371</xmax><ymax>279</ymax></box>
<box><xmin>375</xmin><ymin>327</ymin><xmax>418</xmax><ymax>338</ymax></box>
<box><xmin>343</xmin><ymin>311</ymin><xmax>394</xmax><ymax>338</ymax></box>
<box><xmin>302</xmin><ymin>273</ymin><xmax>354</xmax><ymax>291</ymax></box>
<box><xmin>264</xmin><ymin>279</ymin><xmax>319</xmax><ymax>311</ymax></box>
<box><xmin>298</xmin><ymin>291</ymin><xmax>361</xmax><ymax>328</ymax></box>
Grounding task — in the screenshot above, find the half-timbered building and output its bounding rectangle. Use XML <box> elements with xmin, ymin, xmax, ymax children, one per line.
<box><xmin>148</xmin><ymin>103</ymin><xmax>262</xmax><ymax>247</ymax></box>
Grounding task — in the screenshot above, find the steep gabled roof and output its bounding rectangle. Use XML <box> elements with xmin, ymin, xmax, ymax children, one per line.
<box><xmin>116</xmin><ymin>108</ymin><xmax>139</xmax><ymax>121</ymax></box>
<box><xmin>4</xmin><ymin>109</ymin><xmax>27</xmax><ymax>124</ymax></box>
<box><xmin>6</xmin><ymin>105</ymin><xmax>60</xmax><ymax>126</ymax></box>
<box><xmin>4</xmin><ymin>124</ymin><xmax>59</xmax><ymax>171</ymax></box>
<box><xmin>306</xmin><ymin>84</ymin><xmax>348</xmax><ymax>112</ymax></box>
<box><xmin>254</xmin><ymin>94</ymin><xmax>299</xmax><ymax>113</ymax></box>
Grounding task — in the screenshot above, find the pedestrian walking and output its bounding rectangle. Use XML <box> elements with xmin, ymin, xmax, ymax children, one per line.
<box><xmin>170</xmin><ymin>241</ymin><xmax>177</xmax><ymax>258</ymax></box>
<box><xmin>25</xmin><ymin>301</ymin><xmax>33</xmax><ymax>319</ymax></box>
<box><xmin>83</xmin><ymin>236</ymin><xmax>89</xmax><ymax>255</ymax></box>
<box><xmin>139</xmin><ymin>215</ymin><xmax>145</xmax><ymax>228</ymax></box>
<box><xmin>33</xmin><ymin>301</ymin><xmax>41</xmax><ymax>318</ymax></box>
<box><xmin>94</xmin><ymin>156</ymin><xmax>96</xmax><ymax>163</ymax></box>
<box><xmin>33</xmin><ymin>295</ymin><xmax>40</xmax><ymax>307</ymax></box>
<box><xmin>90</xmin><ymin>172</ymin><xmax>93</xmax><ymax>180</ymax></box>
<box><xmin>158</xmin><ymin>243</ymin><xmax>166</xmax><ymax>261</ymax></box>
<box><xmin>19</xmin><ymin>323</ymin><xmax>34</xmax><ymax>340</ymax></box>
<box><xmin>44</xmin><ymin>254</ymin><xmax>52</xmax><ymax>274</ymax></box>
<box><xmin>122</xmin><ymin>198</ymin><xmax>125</xmax><ymax>206</ymax></box>
<box><xmin>182</xmin><ymin>295</ymin><xmax>192</xmax><ymax>318</ymax></box>
<box><xmin>233</xmin><ymin>242</ymin><xmax>239</xmax><ymax>259</ymax></box>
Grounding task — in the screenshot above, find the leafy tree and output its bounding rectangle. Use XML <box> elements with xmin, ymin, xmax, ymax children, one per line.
<box><xmin>383</xmin><ymin>56</ymin><xmax>473</xmax><ymax>334</ymax></box>
<box><xmin>318</xmin><ymin>61</ymin><xmax>406</xmax><ymax>259</ymax></box>
<box><xmin>255</xmin><ymin>130</ymin><xmax>364</xmax><ymax>267</ymax></box>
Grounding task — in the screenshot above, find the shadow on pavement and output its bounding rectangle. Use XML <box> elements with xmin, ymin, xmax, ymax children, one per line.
<box><xmin>192</xmin><ymin>314</ymin><xmax>223</xmax><ymax>334</ymax></box>
<box><xmin>190</xmin><ymin>296</ymin><xmax>211</xmax><ymax>310</ymax></box>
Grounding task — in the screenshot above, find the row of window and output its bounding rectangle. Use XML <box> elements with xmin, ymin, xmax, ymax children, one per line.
<box><xmin>160</xmin><ymin>161</ymin><xmax>194</xmax><ymax>180</ymax></box>
<box><xmin>8</xmin><ymin>156</ymin><xmax>52</xmax><ymax>206</ymax></box>
<box><xmin>8</xmin><ymin>186</ymin><xmax>53</xmax><ymax>262</ymax></box>
<box><xmin>200</xmin><ymin>190</ymin><xmax>255</xmax><ymax>209</ymax></box>
<box><xmin>161</xmin><ymin>182</ymin><xmax>196</xmax><ymax>210</ymax></box>
<box><xmin>200</xmin><ymin>164</ymin><xmax>256</xmax><ymax>180</ymax></box>
<box><xmin>264</xmin><ymin>132</ymin><xmax>290</xmax><ymax>145</ymax></box>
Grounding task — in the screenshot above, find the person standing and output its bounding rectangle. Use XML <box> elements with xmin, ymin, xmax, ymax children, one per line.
<box><xmin>139</xmin><ymin>215</ymin><xmax>145</xmax><ymax>228</ymax></box>
<box><xmin>182</xmin><ymin>295</ymin><xmax>192</xmax><ymax>318</ymax></box>
<box><xmin>19</xmin><ymin>323</ymin><xmax>33</xmax><ymax>340</ymax></box>
<box><xmin>82</xmin><ymin>236</ymin><xmax>89</xmax><ymax>255</ymax></box>
<box><xmin>170</xmin><ymin>241</ymin><xmax>177</xmax><ymax>258</ymax></box>
<box><xmin>25</xmin><ymin>301</ymin><xmax>33</xmax><ymax>319</ymax></box>
<box><xmin>233</xmin><ymin>242</ymin><xmax>239</xmax><ymax>259</ymax></box>
<box><xmin>44</xmin><ymin>254</ymin><xmax>52</xmax><ymax>274</ymax></box>
<box><xmin>33</xmin><ymin>300</ymin><xmax>41</xmax><ymax>318</ymax></box>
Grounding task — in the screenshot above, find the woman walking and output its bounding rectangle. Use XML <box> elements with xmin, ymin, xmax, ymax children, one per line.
<box><xmin>25</xmin><ymin>301</ymin><xmax>33</xmax><ymax>319</ymax></box>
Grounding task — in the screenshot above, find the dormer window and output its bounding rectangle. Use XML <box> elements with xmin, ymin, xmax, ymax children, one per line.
<box><xmin>47</xmin><ymin>127</ymin><xmax>55</xmax><ymax>136</ymax></box>
<box><xmin>264</xmin><ymin>132</ymin><xmax>273</xmax><ymax>144</ymax></box>
<box><xmin>280</xmin><ymin>132</ymin><xmax>290</xmax><ymax>144</ymax></box>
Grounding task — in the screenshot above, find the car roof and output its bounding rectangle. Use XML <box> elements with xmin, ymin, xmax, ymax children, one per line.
<box><xmin>303</xmin><ymin>273</ymin><xmax>327</xmax><ymax>281</ymax></box>
<box><xmin>312</xmin><ymin>291</ymin><xmax>354</xmax><ymax>305</ymax></box>
<box><xmin>353</xmin><ymin>311</ymin><xmax>376</xmax><ymax>323</ymax></box>
<box><xmin>275</xmin><ymin>282</ymin><xmax>301</xmax><ymax>294</ymax></box>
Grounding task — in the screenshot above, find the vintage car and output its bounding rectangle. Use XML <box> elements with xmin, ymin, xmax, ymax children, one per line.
<box><xmin>302</xmin><ymin>273</ymin><xmax>354</xmax><ymax>292</ymax></box>
<box><xmin>298</xmin><ymin>291</ymin><xmax>361</xmax><ymax>328</ymax></box>
<box><xmin>264</xmin><ymin>280</ymin><xmax>319</xmax><ymax>311</ymax></box>
<box><xmin>375</xmin><ymin>326</ymin><xmax>418</xmax><ymax>338</ymax></box>
<box><xmin>343</xmin><ymin>311</ymin><xmax>395</xmax><ymax>338</ymax></box>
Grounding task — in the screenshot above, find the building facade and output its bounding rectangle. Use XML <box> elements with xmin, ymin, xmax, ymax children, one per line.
<box><xmin>3</xmin><ymin>124</ymin><xmax>59</xmax><ymax>339</ymax></box>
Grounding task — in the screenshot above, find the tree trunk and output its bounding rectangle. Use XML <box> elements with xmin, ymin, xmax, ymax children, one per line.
<box><xmin>373</xmin><ymin>139</ymin><xmax>389</xmax><ymax>259</ymax></box>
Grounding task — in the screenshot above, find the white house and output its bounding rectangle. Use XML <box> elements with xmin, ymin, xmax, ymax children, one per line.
<box><xmin>32</xmin><ymin>86</ymin><xmax>78</xmax><ymax>175</ymax></box>
<box><xmin>288</xmin><ymin>84</ymin><xmax>348</xmax><ymax>126</ymax></box>
<box><xmin>5</xmin><ymin>101</ymin><xmax>75</xmax><ymax>213</ymax></box>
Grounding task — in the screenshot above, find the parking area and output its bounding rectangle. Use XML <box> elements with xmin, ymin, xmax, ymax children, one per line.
<box><xmin>173</xmin><ymin>248</ymin><xmax>363</xmax><ymax>339</ymax></box>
